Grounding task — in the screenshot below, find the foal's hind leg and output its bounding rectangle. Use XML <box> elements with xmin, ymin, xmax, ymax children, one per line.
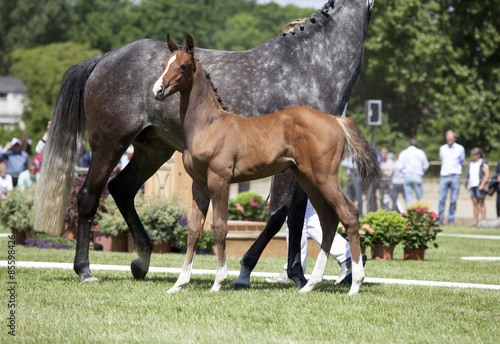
<box><xmin>295</xmin><ymin>172</ymin><xmax>364</xmax><ymax>295</ymax></box>
<box><xmin>108</xmin><ymin>138</ymin><xmax>175</xmax><ymax>280</ymax></box>
<box><xmin>168</xmin><ymin>180</ymin><xmax>210</xmax><ymax>293</ymax></box>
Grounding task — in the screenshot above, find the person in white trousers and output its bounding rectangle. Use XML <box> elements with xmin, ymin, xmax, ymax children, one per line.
<box><xmin>266</xmin><ymin>199</ymin><xmax>366</xmax><ymax>285</ymax></box>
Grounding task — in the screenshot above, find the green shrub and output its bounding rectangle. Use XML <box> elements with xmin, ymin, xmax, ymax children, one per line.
<box><xmin>177</xmin><ymin>228</ymin><xmax>215</xmax><ymax>252</ymax></box>
<box><xmin>363</xmin><ymin>209</ymin><xmax>406</xmax><ymax>246</ymax></box>
<box><xmin>228</xmin><ymin>191</ymin><xmax>268</xmax><ymax>221</ymax></box>
<box><xmin>97</xmin><ymin>195</ymin><xmax>188</xmax><ymax>245</ymax></box>
<box><xmin>0</xmin><ymin>189</ymin><xmax>34</xmax><ymax>232</ymax></box>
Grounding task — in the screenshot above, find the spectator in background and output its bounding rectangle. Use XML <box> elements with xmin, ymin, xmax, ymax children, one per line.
<box><xmin>391</xmin><ymin>153</ymin><xmax>405</xmax><ymax>212</ymax></box>
<box><xmin>0</xmin><ymin>138</ymin><xmax>30</xmax><ymax>186</ymax></box>
<box><xmin>17</xmin><ymin>162</ymin><xmax>39</xmax><ymax>192</ymax></box>
<box><xmin>398</xmin><ymin>138</ymin><xmax>429</xmax><ymax>205</ymax></box>
<box><xmin>76</xmin><ymin>139</ymin><xmax>91</xmax><ymax>176</ymax></box>
<box><xmin>437</xmin><ymin>130</ymin><xmax>465</xmax><ymax>225</ymax></box>
<box><xmin>495</xmin><ymin>161</ymin><xmax>500</xmax><ymax>218</ymax></box>
<box><xmin>119</xmin><ymin>145</ymin><xmax>134</xmax><ymax>170</ymax></box>
<box><xmin>341</xmin><ymin>155</ymin><xmax>363</xmax><ymax>216</ymax></box>
<box><xmin>0</xmin><ymin>162</ymin><xmax>13</xmax><ymax>200</ymax></box>
<box><xmin>33</xmin><ymin>121</ymin><xmax>50</xmax><ymax>173</ymax></box>
<box><xmin>465</xmin><ymin>148</ymin><xmax>490</xmax><ymax>226</ymax></box>
<box><xmin>379</xmin><ymin>148</ymin><xmax>394</xmax><ymax>210</ymax></box>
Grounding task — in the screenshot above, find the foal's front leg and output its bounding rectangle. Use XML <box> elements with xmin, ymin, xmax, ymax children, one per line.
<box><xmin>168</xmin><ymin>181</ymin><xmax>210</xmax><ymax>294</ymax></box>
<box><xmin>208</xmin><ymin>175</ymin><xmax>230</xmax><ymax>292</ymax></box>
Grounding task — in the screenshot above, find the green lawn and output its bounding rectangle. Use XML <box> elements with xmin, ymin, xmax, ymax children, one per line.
<box><xmin>1</xmin><ymin>225</ymin><xmax>499</xmax><ymax>343</ymax></box>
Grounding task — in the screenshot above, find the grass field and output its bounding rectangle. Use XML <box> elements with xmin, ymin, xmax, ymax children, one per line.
<box><xmin>1</xmin><ymin>225</ymin><xmax>499</xmax><ymax>343</ymax></box>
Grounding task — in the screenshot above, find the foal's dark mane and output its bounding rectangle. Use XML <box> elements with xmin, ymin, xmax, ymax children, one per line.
<box><xmin>204</xmin><ymin>70</ymin><xmax>229</xmax><ymax>112</ymax></box>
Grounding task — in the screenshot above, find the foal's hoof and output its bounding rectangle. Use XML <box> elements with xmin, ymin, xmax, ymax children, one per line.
<box><xmin>230</xmin><ymin>277</ymin><xmax>251</xmax><ymax>289</ymax></box>
<box><xmin>131</xmin><ymin>259</ymin><xmax>148</xmax><ymax>280</ymax></box>
<box><xmin>80</xmin><ymin>276</ymin><xmax>99</xmax><ymax>285</ymax></box>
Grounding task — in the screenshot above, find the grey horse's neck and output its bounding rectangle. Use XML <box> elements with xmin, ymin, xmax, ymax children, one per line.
<box><xmin>203</xmin><ymin>0</ymin><xmax>371</xmax><ymax>117</ymax></box>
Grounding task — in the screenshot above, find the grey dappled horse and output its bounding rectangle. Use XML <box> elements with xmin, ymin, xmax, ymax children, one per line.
<box><xmin>34</xmin><ymin>0</ymin><xmax>374</xmax><ymax>286</ymax></box>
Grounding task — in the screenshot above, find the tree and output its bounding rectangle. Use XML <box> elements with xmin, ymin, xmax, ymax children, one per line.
<box><xmin>9</xmin><ymin>42</ymin><xmax>101</xmax><ymax>139</ymax></box>
<box><xmin>350</xmin><ymin>0</ymin><xmax>500</xmax><ymax>157</ymax></box>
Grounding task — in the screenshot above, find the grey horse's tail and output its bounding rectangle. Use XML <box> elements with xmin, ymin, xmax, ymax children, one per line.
<box><xmin>335</xmin><ymin>116</ymin><xmax>381</xmax><ymax>183</ymax></box>
<box><xmin>33</xmin><ymin>56</ymin><xmax>102</xmax><ymax>235</ymax></box>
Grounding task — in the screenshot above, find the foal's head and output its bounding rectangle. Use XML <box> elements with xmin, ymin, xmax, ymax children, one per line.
<box><xmin>153</xmin><ymin>34</ymin><xmax>195</xmax><ymax>100</ymax></box>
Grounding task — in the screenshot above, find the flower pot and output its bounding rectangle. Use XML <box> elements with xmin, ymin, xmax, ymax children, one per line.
<box><xmin>404</xmin><ymin>247</ymin><xmax>426</xmax><ymax>260</ymax></box>
<box><xmin>371</xmin><ymin>244</ymin><xmax>395</xmax><ymax>261</ymax></box>
<box><xmin>63</xmin><ymin>226</ymin><xmax>77</xmax><ymax>241</ymax></box>
<box><xmin>11</xmin><ymin>228</ymin><xmax>32</xmax><ymax>245</ymax></box>
<box><xmin>127</xmin><ymin>235</ymin><xmax>135</xmax><ymax>253</ymax></box>
<box><xmin>153</xmin><ymin>241</ymin><xmax>172</xmax><ymax>253</ymax></box>
<box><xmin>93</xmin><ymin>231</ymin><xmax>128</xmax><ymax>252</ymax></box>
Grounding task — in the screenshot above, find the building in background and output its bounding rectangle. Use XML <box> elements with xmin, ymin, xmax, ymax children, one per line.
<box><xmin>0</xmin><ymin>76</ymin><xmax>28</xmax><ymax>130</ymax></box>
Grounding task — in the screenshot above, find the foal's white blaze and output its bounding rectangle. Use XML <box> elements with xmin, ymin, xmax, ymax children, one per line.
<box><xmin>152</xmin><ymin>55</ymin><xmax>177</xmax><ymax>96</ymax></box>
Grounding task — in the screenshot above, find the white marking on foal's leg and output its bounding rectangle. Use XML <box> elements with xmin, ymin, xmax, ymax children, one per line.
<box><xmin>167</xmin><ymin>253</ymin><xmax>194</xmax><ymax>294</ymax></box>
<box><xmin>299</xmin><ymin>249</ymin><xmax>329</xmax><ymax>293</ymax></box>
<box><xmin>348</xmin><ymin>255</ymin><xmax>365</xmax><ymax>296</ymax></box>
<box><xmin>211</xmin><ymin>263</ymin><xmax>228</xmax><ymax>292</ymax></box>
<box><xmin>152</xmin><ymin>55</ymin><xmax>177</xmax><ymax>96</ymax></box>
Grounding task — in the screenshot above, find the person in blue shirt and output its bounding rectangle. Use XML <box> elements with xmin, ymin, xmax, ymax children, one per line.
<box><xmin>437</xmin><ymin>130</ymin><xmax>465</xmax><ymax>225</ymax></box>
<box><xmin>0</xmin><ymin>138</ymin><xmax>30</xmax><ymax>186</ymax></box>
<box><xmin>398</xmin><ymin>138</ymin><xmax>429</xmax><ymax>205</ymax></box>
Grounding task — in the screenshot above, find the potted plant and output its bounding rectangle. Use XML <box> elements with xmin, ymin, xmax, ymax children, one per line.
<box><xmin>176</xmin><ymin>228</ymin><xmax>215</xmax><ymax>254</ymax></box>
<box><xmin>64</xmin><ymin>176</ymin><xmax>108</xmax><ymax>240</ymax></box>
<box><xmin>363</xmin><ymin>209</ymin><xmax>406</xmax><ymax>260</ymax></box>
<box><xmin>336</xmin><ymin>223</ymin><xmax>374</xmax><ymax>254</ymax></box>
<box><xmin>139</xmin><ymin>196</ymin><xmax>188</xmax><ymax>253</ymax></box>
<box><xmin>401</xmin><ymin>207</ymin><xmax>441</xmax><ymax>260</ymax></box>
<box><xmin>0</xmin><ymin>189</ymin><xmax>34</xmax><ymax>244</ymax></box>
<box><xmin>92</xmin><ymin>196</ymin><xmax>130</xmax><ymax>252</ymax></box>
<box><xmin>227</xmin><ymin>191</ymin><xmax>269</xmax><ymax>231</ymax></box>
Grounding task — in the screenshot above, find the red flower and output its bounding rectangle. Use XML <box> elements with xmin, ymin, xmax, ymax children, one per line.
<box><xmin>235</xmin><ymin>202</ymin><xmax>245</xmax><ymax>213</ymax></box>
<box><xmin>415</xmin><ymin>207</ymin><xmax>426</xmax><ymax>212</ymax></box>
<box><xmin>429</xmin><ymin>212</ymin><xmax>439</xmax><ymax>219</ymax></box>
<box><xmin>250</xmin><ymin>201</ymin><xmax>258</xmax><ymax>207</ymax></box>
<box><xmin>265</xmin><ymin>204</ymin><xmax>269</xmax><ymax>210</ymax></box>
<box><xmin>423</xmin><ymin>226</ymin><xmax>429</xmax><ymax>230</ymax></box>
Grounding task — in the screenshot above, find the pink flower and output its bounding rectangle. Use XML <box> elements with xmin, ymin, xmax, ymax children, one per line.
<box><xmin>361</xmin><ymin>223</ymin><xmax>375</xmax><ymax>234</ymax></box>
<box><xmin>405</xmin><ymin>225</ymin><xmax>412</xmax><ymax>229</ymax></box>
<box><xmin>250</xmin><ymin>201</ymin><xmax>258</xmax><ymax>207</ymax></box>
<box><xmin>415</xmin><ymin>207</ymin><xmax>426</xmax><ymax>212</ymax></box>
<box><xmin>265</xmin><ymin>204</ymin><xmax>269</xmax><ymax>210</ymax></box>
<box><xmin>429</xmin><ymin>212</ymin><xmax>439</xmax><ymax>219</ymax></box>
<box><xmin>423</xmin><ymin>226</ymin><xmax>430</xmax><ymax>230</ymax></box>
<box><xmin>235</xmin><ymin>202</ymin><xmax>245</xmax><ymax>213</ymax></box>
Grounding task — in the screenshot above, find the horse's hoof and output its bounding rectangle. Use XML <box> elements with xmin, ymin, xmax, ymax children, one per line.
<box><xmin>167</xmin><ymin>285</ymin><xmax>183</xmax><ymax>294</ymax></box>
<box><xmin>80</xmin><ymin>276</ymin><xmax>99</xmax><ymax>285</ymax></box>
<box><xmin>230</xmin><ymin>277</ymin><xmax>251</xmax><ymax>289</ymax></box>
<box><xmin>131</xmin><ymin>259</ymin><xmax>148</xmax><ymax>280</ymax></box>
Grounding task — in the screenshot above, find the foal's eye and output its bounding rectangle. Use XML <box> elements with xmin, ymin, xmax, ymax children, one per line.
<box><xmin>180</xmin><ymin>65</ymin><xmax>186</xmax><ymax>70</ymax></box>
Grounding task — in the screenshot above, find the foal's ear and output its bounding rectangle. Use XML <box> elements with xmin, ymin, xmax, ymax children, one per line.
<box><xmin>185</xmin><ymin>34</ymin><xmax>194</xmax><ymax>55</ymax></box>
<box><xmin>167</xmin><ymin>34</ymin><xmax>178</xmax><ymax>53</ymax></box>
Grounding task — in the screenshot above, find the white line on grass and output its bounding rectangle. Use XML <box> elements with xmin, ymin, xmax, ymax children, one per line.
<box><xmin>461</xmin><ymin>257</ymin><xmax>500</xmax><ymax>261</ymax></box>
<box><xmin>440</xmin><ymin>233</ymin><xmax>500</xmax><ymax>240</ymax></box>
<box><xmin>1</xmin><ymin>261</ymin><xmax>499</xmax><ymax>290</ymax></box>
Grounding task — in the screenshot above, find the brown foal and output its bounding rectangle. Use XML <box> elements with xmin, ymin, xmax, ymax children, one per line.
<box><xmin>153</xmin><ymin>35</ymin><xmax>380</xmax><ymax>295</ymax></box>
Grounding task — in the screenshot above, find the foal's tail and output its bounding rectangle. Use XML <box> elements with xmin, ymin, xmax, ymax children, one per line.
<box><xmin>33</xmin><ymin>56</ymin><xmax>102</xmax><ymax>236</ymax></box>
<box><xmin>335</xmin><ymin>117</ymin><xmax>381</xmax><ymax>183</ymax></box>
